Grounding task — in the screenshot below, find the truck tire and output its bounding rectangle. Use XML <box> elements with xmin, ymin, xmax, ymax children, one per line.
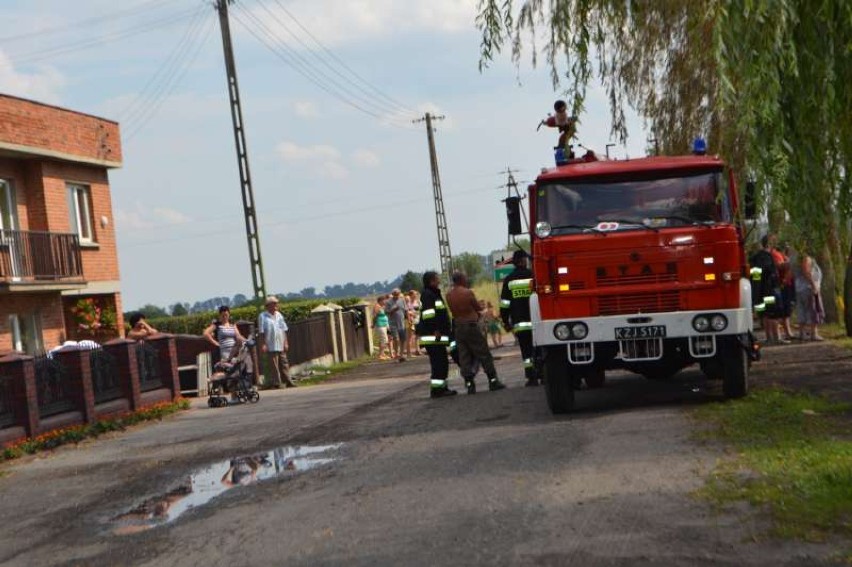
<box><xmin>543</xmin><ymin>345</ymin><xmax>575</xmax><ymax>414</ymax></box>
<box><xmin>721</xmin><ymin>335</ymin><xmax>748</xmax><ymax>399</ymax></box>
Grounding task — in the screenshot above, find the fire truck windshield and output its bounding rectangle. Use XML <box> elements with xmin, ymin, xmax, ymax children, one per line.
<box><xmin>536</xmin><ymin>170</ymin><xmax>731</xmax><ymax>235</ymax></box>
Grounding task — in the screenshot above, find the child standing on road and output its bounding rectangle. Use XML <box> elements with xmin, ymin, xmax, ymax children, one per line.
<box><xmin>373</xmin><ymin>296</ymin><xmax>391</xmax><ymax>360</ymax></box>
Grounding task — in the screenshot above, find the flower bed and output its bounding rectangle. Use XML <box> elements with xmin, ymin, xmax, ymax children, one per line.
<box><xmin>1</xmin><ymin>398</ymin><xmax>190</xmax><ymax>462</ymax></box>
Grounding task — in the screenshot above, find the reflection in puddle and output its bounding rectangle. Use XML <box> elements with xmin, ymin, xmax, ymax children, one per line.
<box><xmin>111</xmin><ymin>444</ymin><xmax>342</xmax><ymax>535</ymax></box>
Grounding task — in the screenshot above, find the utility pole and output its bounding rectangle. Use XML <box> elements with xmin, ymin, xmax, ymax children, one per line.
<box><xmin>215</xmin><ymin>0</ymin><xmax>267</xmax><ymax>301</ymax></box>
<box><xmin>504</xmin><ymin>167</ymin><xmax>527</xmax><ymax>246</ymax></box>
<box><xmin>413</xmin><ymin>113</ymin><xmax>453</xmax><ymax>280</ymax></box>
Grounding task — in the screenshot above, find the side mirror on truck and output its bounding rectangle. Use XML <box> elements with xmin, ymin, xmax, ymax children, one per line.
<box><xmin>744</xmin><ymin>181</ymin><xmax>757</xmax><ymax>220</ymax></box>
<box><xmin>505</xmin><ymin>196</ymin><xmax>523</xmax><ymax>236</ymax></box>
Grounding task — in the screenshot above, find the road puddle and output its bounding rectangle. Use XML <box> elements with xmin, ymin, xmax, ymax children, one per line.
<box><xmin>111</xmin><ymin>443</ymin><xmax>342</xmax><ymax>535</ymax></box>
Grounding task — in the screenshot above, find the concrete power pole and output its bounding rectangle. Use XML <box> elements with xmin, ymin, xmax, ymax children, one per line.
<box><xmin>215</xmin><ymin>0</ymin><xmax>267</xmax><ymax>301</ymax></box>
<box><xmin>413</xmin><ymin>113</ymin><xmax>453</xmax><ymax>280</ymax></box>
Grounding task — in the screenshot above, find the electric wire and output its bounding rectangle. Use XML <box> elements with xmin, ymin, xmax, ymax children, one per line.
<box><xmin>233</xmin><ymin>4</ymin><xmax>412</xmax><ymax>125</ymax></box>
<box><xmin>119</xmin><ymin>6</ymin><xmax>210</xmax><ymax>130</ymax></box>
<box><xmin>0</xmin><ymin>0</ymin><xmax>175</xmax><ymax>44</ymax></box>
<box><xmin>124</xmin><ymin>16</ymin><xmax>216</xmax><ymax>142</ymax></box>
<box><xmin>120</xmin><ymin>183</ymin><xmax>506</xmax><ymax>249</ymax></box>
<box><xmin>1</xmin><ymin>6</ymin><xmax>201</xmax><ymax>66</ymax></box>
<box><xmin>258</xmin><ymin>0</ymin><xmax>419</xmax><ymax>118</ymax></box>
<box><xmin>230</xmin><ymin>4</ymin><xmax>416</xmax><ymax>129</ymax></box>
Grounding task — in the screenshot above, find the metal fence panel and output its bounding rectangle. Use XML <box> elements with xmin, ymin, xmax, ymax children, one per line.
<box><xmin>34</xmin><ymin>354</ymin><xmax>75</xmax><ymax>418</ymax></box>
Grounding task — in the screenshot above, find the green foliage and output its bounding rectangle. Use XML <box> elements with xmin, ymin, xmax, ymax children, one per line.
<box><xmin>148</xmin><ymin>297</ymin><xmax>362</xmax><ymax>335</ymax></box>
<box><xmin>129</xmin><ymin>304</ymin><xmax>169</xmax><ymax>320</ymax></box>
<box><xmin>477</xmin><ymin>0</ymin><xmax>852</xmax><ymax>323</ymax></box>
<box><xmin>694</xmin><ymin>389</ymin><xmax>852</xmax><ymax>541</ymax></box>
<box><xmin>399</xmin><ymin>270</ymin><xmax>424</xmax><ymax>292</ymax></box>
<box><xmin>453</xmin><ymin>252</ymin><xmax>488</xmax><ymax>285</ymax></box>
<box><xmin>171</xmin><ymin>303</ymin><xmax>189</xmax><ymax>316</ymax></box>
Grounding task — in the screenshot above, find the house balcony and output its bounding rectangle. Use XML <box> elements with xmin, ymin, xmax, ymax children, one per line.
<box><xmin>0</xmin><ymin>229</ymin><xmax>86</xmax><ymax>292</ymax></box>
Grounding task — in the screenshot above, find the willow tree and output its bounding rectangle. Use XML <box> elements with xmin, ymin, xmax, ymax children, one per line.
<box><xmin>478</xmin><ymin>0</ymin><xmax>852</xmax><ymax>332</ymax></box>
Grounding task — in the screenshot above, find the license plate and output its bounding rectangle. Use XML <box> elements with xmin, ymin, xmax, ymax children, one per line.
<box><xmin>614</xmin><ymin>325</ymin><xmax>666</xmax><ymax>339</ymax></box>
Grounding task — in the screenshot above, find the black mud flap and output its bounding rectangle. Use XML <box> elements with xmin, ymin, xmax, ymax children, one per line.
<box><xmin>744</xmin><ymin>331</ymin><xmax>761</xmax><ymax>362</ymax></box>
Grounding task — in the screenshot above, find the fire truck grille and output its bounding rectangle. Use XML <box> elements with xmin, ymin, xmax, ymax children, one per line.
<box><xmin>597</xmin><ymin>291</ymin><xmax>680</xmax><ymax>316</ymax></box>
<box><xmin>596</xmin><ymin>272</ymin><xmax>678</xmax><ymax>287</ymax></box>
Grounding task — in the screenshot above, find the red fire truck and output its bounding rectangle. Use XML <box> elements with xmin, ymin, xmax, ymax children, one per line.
<box><xmin>505</xmin><ymin>143</ymin><xmax>757</xmax><ymax>413</ymax></box>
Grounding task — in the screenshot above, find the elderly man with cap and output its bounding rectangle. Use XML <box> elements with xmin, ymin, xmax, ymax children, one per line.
<box><xmin>258</xmin><ymin>295</ymin><xmax>295</xmax><ymax>388</ymax></box>
<box><xmin>500</xmin><ymin>249</ymin><xmax>539</xmax><ymax>386</ymax></box>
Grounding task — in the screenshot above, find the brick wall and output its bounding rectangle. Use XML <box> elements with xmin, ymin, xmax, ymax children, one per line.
<box><xmin>0</xmin><ymin>94</ymin><xmax>121</xmax><ymax>164</ymax></box>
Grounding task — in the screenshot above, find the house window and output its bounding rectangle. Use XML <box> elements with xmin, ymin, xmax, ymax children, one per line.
<box><xmin>67</xmin><ymin>183</ymin><xmax>94</xmax><ymax>243</ymax></box>
<box><xmin>9</xmin><ymin>313</ymin><xmax>43</xmax><ymax>354</ymax></box>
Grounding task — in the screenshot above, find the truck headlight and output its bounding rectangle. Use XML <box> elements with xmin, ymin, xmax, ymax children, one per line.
<box><xmin>692</xmin><ymin>315</ymin><xmax>710</xmax><ymax>332</ymax></box>
<box><xmin>710</xmin><ymin>314</ymin><xmax>728</xmax><ymax>331</ymax></box>
<box><xmin>553</xmin><ymin>323</ymin><xmax>571</xmax><ymax>341</ymax></box>
<box><xmin>571</xmin><ymin>323</ymin><xmax>588</xmax><ymax>339</ymax></box>
<box><xmin>535</xmin><ymin>221</ymin><xmax>552</xmax><ymax>238</ymax></box>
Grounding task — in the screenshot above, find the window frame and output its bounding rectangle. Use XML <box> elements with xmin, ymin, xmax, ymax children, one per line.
<box><xmin>67</xmin><ymin>183</ymin><xmax>94</xmax><ymax>243</ymax></box>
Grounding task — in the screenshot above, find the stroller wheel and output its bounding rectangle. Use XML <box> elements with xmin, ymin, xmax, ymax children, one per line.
<box><xmin>249</xmin><ymin>391</ymin><xmax>260</xmax><ymax>403</ymax></box>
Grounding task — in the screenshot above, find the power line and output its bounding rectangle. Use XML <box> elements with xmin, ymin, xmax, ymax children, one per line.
<box><xmin>119</xmin><ymin>183</ymin><xmax>503</xmax><ymax>249</ymax></box>
<box><xmin>1</xmin><ymin>6</ymin><xmax>201</xmax><ymax>66</ymax></box>
<box><xmin>123</xmin><ymin>16</ymin><xmax>215</xmax><ymax>142</ymax></box>
<box><xmin>119</xmin><ymin>5</ymin><xmax>210</xmax><ymax>126</ymax></box>
<box><xmin>260</xmin><ymin>0</ymin><xmax>419</xmax><ymax>117</ymax></box>
<box><xmin>230</xmin><ymin>4</ymin><xmax>416</xmax><ymax>129</ymax></box>
<box><xmin>0</xmin><ymin>0</ymin><xmax>175</xmax><ymax>44</ymax></box>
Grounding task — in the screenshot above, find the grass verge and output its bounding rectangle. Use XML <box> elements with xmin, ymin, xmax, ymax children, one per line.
<box><xmin>296</xmin><ymin>356</ymin><xmax>373</xmax><ymax>387</ymax></box>
<box><xmin>823</xmin><ymin>323</ymin><xmax>852</xmax><ymax>352</ymax></box>
<box><xmin>694</xmin><ymin>388</ymin><xmax>852</xmax><ymax>543</ymax></box>
<box><xmin>1</xmin><ymin>398</ymin><xmax>191</xmax><ymax>463</ymax></box>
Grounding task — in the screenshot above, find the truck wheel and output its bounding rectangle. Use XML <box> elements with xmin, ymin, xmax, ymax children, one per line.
<box><xmin>721</xmin><ymin>335</ymin><xmax>748</xmax><ymax>399</ymax></box>
<box><xmin>543</xmin><ymin>345</ymin><xmax>575</xmax><ymax>414</ymax></box>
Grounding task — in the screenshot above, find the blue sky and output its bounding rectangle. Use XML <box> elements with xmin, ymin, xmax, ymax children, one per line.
<box><xmin>2</xmin><ymin>0</ymin><xmax>648</xmax><ymax>310</ymax></box>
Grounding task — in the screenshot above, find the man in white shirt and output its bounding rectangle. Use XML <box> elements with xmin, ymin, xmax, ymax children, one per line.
<box><xmin>257</xmin><ymin>296</ymin><xmax>295</xmax><ymax>388</ymax></box>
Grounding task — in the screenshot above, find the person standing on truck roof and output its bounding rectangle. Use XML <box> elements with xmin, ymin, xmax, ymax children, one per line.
<box><xmin>446</xmin><ymin>272</ymin><xmax>506</xmax><ymax>395</ymax></box>
<box><xmin>542</xmin><ymin>99</ymin><xmax>578</xmax><ymax>151</ymax></box>
<box><xmin>416</xmin><ymin>271</ymin><xmax>457</xmax><ymax>398</ymax></box>
<box><xmin>500</xmin><ymin>250</ymin><xmax>539</xmax><ymax>387</ymax></box>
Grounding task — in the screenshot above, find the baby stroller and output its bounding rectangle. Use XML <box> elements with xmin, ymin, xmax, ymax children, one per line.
<box><xmin>207</xmin><ymin>336</ymin><xmax>260</xmax><ymax>407</ymax></box>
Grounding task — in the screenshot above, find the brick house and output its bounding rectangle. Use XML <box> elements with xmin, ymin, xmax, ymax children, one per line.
<box><xmin>0</xmin><ymin>94</ymin><xmax>123</xmax><ymax>354</ymax></box>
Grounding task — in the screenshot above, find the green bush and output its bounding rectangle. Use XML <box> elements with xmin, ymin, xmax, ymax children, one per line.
<box><xmin>147</xmin><ymin>297</ymin><xmax>363</xmax><ymax>336</ymax></box>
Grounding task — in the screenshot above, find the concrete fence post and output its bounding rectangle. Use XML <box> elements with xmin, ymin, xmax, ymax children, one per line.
<box><xmin>326</xmin><ymin>303</ymin><xmax>348</xmax><ymax>363</ymax></box>
<box><xmin>310</xmin><ymin>305</ymin><xmax>339</xmax><ymax>363</ymax></box>
<box><xmin>354</xmin><ymin>301</ymin><xmax>373</xmax><ymax>356</ymax></box>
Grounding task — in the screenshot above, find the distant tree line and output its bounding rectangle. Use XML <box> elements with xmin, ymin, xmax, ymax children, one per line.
<box><xmin>126</xmin><ymin>247</ymin><xmax>524</xmax><ymax>320</ymax></box>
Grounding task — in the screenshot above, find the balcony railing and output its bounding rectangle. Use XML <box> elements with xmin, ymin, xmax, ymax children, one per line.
<box><xmin>0</xmin><ymin>229</ymin><xmax>84</xmax><ymax>282</ymax></box>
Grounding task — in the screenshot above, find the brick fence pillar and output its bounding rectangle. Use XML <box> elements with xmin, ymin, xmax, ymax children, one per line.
<box><xmin>147</xmin><ymin>335</ymin><xmax>180</xmax><ymax>399</ymax></box>
<box><xmin>104</xmin><ymin>339</ymin><xmax>141</xmax><ymax>410</ymax></box>
<box><xmin>0</xmin><ymin>354</ymin><xmax>39</xmax><ymax>437</ymax></box>
<box><xmin>54</xmin><ymin>349</ymin><xmax>96</xmax><ymax>424</ymax></box>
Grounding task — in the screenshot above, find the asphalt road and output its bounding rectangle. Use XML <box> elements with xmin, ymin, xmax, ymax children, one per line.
<box><xmin>0</xmin><ymin>345</ymin><xmax>842</xmax><ymax>566</ymax></box>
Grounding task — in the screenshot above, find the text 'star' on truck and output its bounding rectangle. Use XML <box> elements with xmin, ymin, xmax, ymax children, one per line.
<box><xmin>505</xmin><ymin>133</ymin><xmax>761</xmax><ymax>414</ymax></box>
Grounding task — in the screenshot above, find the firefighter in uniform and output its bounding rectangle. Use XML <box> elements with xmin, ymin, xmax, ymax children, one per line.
<box><xmin>417</xmin><ymin>271</ymin><xmax>458</xmax><ymax>398</ymax></box>
<box><xmin>500</xmin><ymin>250</ymin><xmax>538</xmax><ymax>386</ymax></box>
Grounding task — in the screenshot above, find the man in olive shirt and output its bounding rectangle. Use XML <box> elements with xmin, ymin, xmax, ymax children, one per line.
<box><xmin>445</xmin><ymin>271</ymin><xmax>506</xmax><ymax>394</ymax></box>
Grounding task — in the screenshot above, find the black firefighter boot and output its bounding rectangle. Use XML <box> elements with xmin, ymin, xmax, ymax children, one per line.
<box><xmin>430</xmin><ymin>385</ymin><xmax>458</xmax><ymax>399</ymax></box>
<box><xmin>488</xmin><ymin>376</ymin><xmax>507</xmax><ymax>391</ymax></box>
<box><xmin>465</xmin><ymin>377</ymin><xmax>476</xmax><ymax>395</ymax></box>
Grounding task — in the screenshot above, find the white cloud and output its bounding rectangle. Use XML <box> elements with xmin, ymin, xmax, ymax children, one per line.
<box><xmin>293</xmin><ymin>100</ymin><xmax>319</xmax><ymax>118</ymax></box>
<box><xmin>275</xmin><ymin>141</ymin><xmax>349</xmax><ymax>179</ymax></box>
<box><xmin>352</xmin><ymin>148</ymin><xmax>380</xmax><ymax>168</ymax></box>
<box><xmin>0</xmin><ymin>50</ymin><xmax>65</xmax><ymax>104</ymax></box>
<box><xmin>115</xmin><ymin>205</ymin><xmax>192</xmax><ymax>230</ymax></box>
<box><xmin>152</xmin><ymin>207</ymin><xmax>192</xmax><ymax>225</ymax></box>
<box><xmin>276</xmin><ymin>141</ymin><xmax>340</xmax><ymax>162</ymax></box>
<box><xmin>242</xmin><ymin>0</ymin><xmax>476</xmax><ymax>48</ymax></box>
